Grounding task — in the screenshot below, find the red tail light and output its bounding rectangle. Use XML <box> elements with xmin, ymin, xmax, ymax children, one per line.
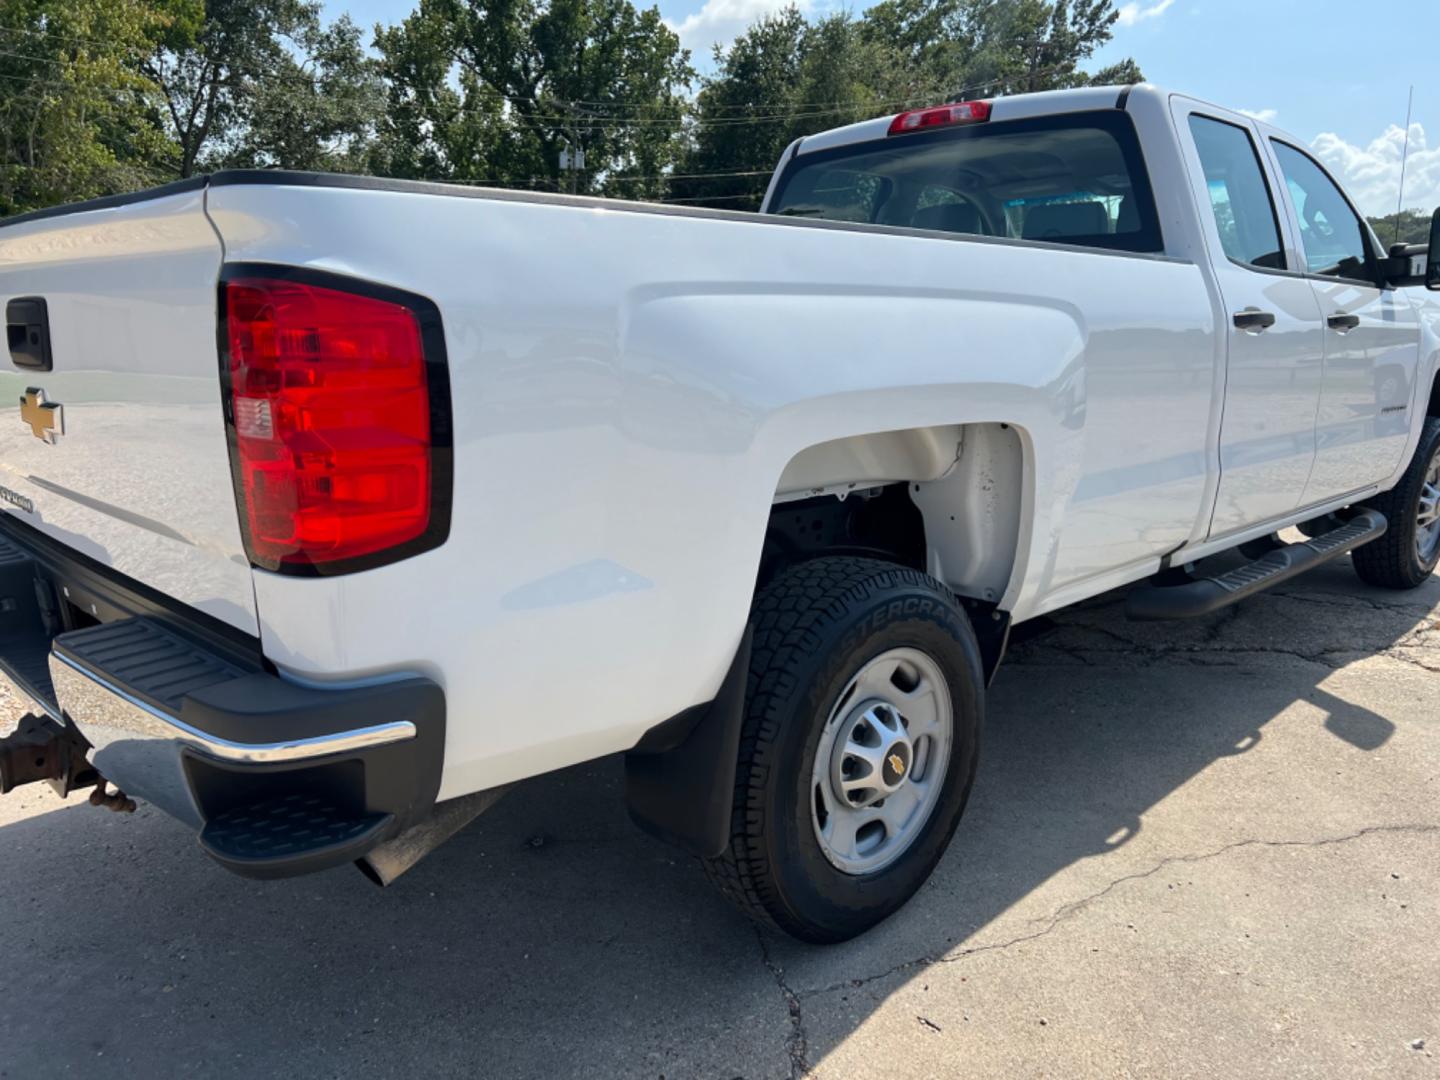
<box><xmin>887</xmin><ymin>100</ymin><xmax>991</xmax><ymax>136</ymax></box>
<box><xmin>221</xmin><ymin>270</ymin><xmax>450</xmax><ymax>574</ymax></box>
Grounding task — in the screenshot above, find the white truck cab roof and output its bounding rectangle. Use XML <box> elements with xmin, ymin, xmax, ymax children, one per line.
<box><xmin>796</xmin><ymin>84</ymin><xmax>1157</xmax><ymax>157</ymax></box>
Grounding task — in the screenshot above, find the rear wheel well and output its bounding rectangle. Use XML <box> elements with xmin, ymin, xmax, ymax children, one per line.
<box><xmin>758</xmin><ymin>484</ymin><xmax>925</xmax><ymax>591</ymax></box>
<box><xmin>1428</xmin><ymin>373</ymin><xmax>1440</xmax><ymax>418</ymax></box>
<box><xmin>761</xmin><ymin>422</ymin><xmax>1027</xmax><ymax>605</ymax></box>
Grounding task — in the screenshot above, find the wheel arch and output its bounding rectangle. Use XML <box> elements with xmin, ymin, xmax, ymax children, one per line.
<box><xmin>765</xmin><ymin>421</ymin><xmax>1031</xmax><ymax>608</ymax></box>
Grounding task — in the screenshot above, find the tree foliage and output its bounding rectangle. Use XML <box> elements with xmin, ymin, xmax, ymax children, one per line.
<box><xmin>1368</xmin><ymin>208</ymin><xmax>1434</xmax><ymax>248</ymax></box>
<box><xmin>673</xmin><ymin>0</ymin><xmax>1141</xmax><ymax>209</ymax></box>
<box><xmin>226</xmin><ymin>14</ymin><xmax>385</xmax><ymax>172</ymax></box>
<box><xmin>143</xmin><ymin>0</ymin><xmax>383</xmax><ymax>175</ymax></box>
<box><xmin>372</xmin><ymin>0</ymin><xmax>691</xmax><ymax>196</ymax></box>
<box><xmin>0</xmin><ymin>0</ymin><xmax>177</xmax><ymax>215</ymax></box>
<box><xmin>0</xmin><ymin>0</ymin><xmax>1146</xmax><ymax>217</ymax></box>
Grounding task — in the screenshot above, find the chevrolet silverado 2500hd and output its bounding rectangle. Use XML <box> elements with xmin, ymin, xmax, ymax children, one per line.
<box><xmin>2</xmin><ymin>84</ymin><xmax>1439</xmax><ymax>943</ymax></box>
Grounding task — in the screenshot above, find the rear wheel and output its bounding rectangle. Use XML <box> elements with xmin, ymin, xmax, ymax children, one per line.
<box><xmin>703</xmin><ymin>557</ymin><xmax>983</xmax><ymax>943</ymax></box>
<box><xmin>1353</xmin><ymin>416</ymin><xmax>1440</xmax><ymax>589</ymax></box>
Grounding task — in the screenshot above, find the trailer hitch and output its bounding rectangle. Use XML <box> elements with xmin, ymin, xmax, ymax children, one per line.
<box><xmin>0</xmin><ymin>711</ymin><xmax>119</xmax><ymax>805</ymax></box>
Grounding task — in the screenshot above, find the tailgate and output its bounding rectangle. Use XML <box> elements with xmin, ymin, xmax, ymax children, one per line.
<box><xmin>0</xmin><ymin>187</ymin><xmax>257</xmax><ymax>635</ymax></box>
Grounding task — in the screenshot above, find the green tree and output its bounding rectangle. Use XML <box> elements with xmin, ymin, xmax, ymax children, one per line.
<box><xmin>675</xmin><ymin>0</ymin><xmax>1140</xmax><ymax>211</ymax></box>
<box><xmin>0</xmin><ymin>0</ymin><xmax>176</xmax><ymax>215</ymax></box>
<box><xmin>143</xmin><ymin>0</ymin><xmax>302</xmax><ymax>176</ymax></box>
<box><xmin>225</xmin><ymin>15</ymin><xmax>386</xmax><ymax>171</ymax></box>
<box><xmin>144</xmin><ymin>0</ymin><xmax>380</xmax><ymax>176</ymax></box>
<box><xmin>969</xmin><ymin>0</ymin><xmax>1132</xmax><ymax>93</ymax></box>
<box><xmin>861</xmin><ymin>0</ymin><xmax>1140</xmax><ymax>97</ymax></box>
<box><xmin>375</xmin><ymin>0</ymin><xmax>693</xmax><ymax>197</ymax></box>
<box><xmin>790</xmin><ymin>14</ymin><xmax>918</xmax><ymax>135</ymax></box>
<box><xmin>668</xmin><ymin>7</ymin><xmax>806</xmax><ymax>211</ymax></box>
<box><xmin>2</xmin><ymin>0</ymin><xmax>1153</xmax><ymax>219</ymax></box>
<box><xmin>1368</xmin><ymin>208</ymin><xmax>1434</xmax><ymax>248</ymax></box>
<box><xmin>372</xmin><ymin>6</ymin><xmax>542</xmax><ymax>185</ymax></box>
<box><xmin>671</xmin><ymin>9</ymin><xmax>917</xmax><ymax>211</ymax></box>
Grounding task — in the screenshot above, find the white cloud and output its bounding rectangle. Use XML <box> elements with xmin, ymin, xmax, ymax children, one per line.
<box><xmin>1238</xmin><ymin>107</ymin><xmax>1278</xmax><ymax>124</ymax></box>
<box><xmin>1311</xmin><ymin>122</ymin><xmax>1440</xmax><ymax>218</ymax></box>
<box><xmin>667</xmin><ymin>0</ymin><xmax>811</xmax><ymax>60</ymax></box>
<box><xmin>1116</xmin><ymin>0</ymin><xmax>1176</xmax><ymax>27</ymax></box>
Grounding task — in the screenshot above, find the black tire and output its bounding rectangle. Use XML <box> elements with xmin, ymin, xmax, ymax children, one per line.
<box><xmin>703</xmin><ymin>557</ymin><xmax>983</xmax><ymax>943</ymax></box>
<box><xmin>1353</xmin><ymin>416</ymin><xmax>1440</xmax><ymax>589</ymax></box>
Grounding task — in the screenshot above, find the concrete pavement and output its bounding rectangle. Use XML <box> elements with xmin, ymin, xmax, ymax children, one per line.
<box><xmin>1</xmin><ymin>555</ymin><xmax>1437</xmax><ymax>1078</ymax></box>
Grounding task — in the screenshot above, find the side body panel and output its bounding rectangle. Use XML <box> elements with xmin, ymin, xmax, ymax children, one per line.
<box><xmin>1251</xmin><ymin>131</ymin><xmax>1423</xmax><ymax>506</ymax></box>
<box><xmin>1300</xmin><ymin>276</ymin><xmax>1420</xmax><ymax>505</ymax></box>
<box><xmin>1167</xmin><ymin>96</ymin><xmax>1326</xmax><ymax>535</ymax></box>
<box><xmin>0</xmin><ymin>192</ymin><xmax>257</xmax><ymax>633</ymax></box>
<box><xmin>205</xmin><ymin>177</ymin><xmax>1214</xmax><ymax>799</ymax></box>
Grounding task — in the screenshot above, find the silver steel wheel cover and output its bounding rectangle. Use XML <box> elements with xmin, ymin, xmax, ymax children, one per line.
<box><xmin>810</xmin><ymin>647</ymin><xmax>953</xmax><ymax>876</ymax></box>
<box><xmin>1417</xmin><ymin>446</ymin><xmax>1440</xmax><ymax>564</ymax></box>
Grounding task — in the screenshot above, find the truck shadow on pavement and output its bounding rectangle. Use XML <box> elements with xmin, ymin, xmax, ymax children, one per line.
<box><xmin>1</xmin><ymin>559</ymin><xmax>1436</xmax><ymax>1078</ymax></box>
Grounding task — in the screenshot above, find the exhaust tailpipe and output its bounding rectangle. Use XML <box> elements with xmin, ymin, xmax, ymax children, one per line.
<box><xmin>356</xmin><ymin>787</ymin><xmax>508</xmax><ymax>887</ymax></box>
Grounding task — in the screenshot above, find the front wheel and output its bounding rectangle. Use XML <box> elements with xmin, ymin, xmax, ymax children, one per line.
<box><xmin>1353</xmin><ymin>416</ymin><xmax>1440</xmax><ymax>589</ymax></box>
<box><xmin>703</xmin><ymin>557</ymin><xmax>983</xmax><ymax>943</ymax></box>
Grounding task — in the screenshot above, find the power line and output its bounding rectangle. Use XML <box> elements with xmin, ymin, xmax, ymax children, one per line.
<box><xmin>2</xmin><ymin>30</ymin><xmax>1071</xmax><ymax>128</ymax></box>
<box><xmin>660</xmin><ymin>192</ymin><xmax>764</xmax><ymax>203</ymax></box>
<box><xmin>0</xmin><ymin>58</ymin><xmax>926</xmax><ymax>128</ymax></box>
<box><xmin>0</xmin><ymin>44</ymin><xmax>74</xmax><ymax>65</ymax></box>
<box><xmin>0</xmin><ymin>19</ymin><xmax>1062</xmax><ymax>108</ymax></box>
<box><xmin>608</xmin><ymin>168</ymin><xmax>771</xmax><ymax>183</ymax></box>
<box><xmin>434</xmin><ymin>167</ymin><xmax>772</xmax><ymax>189</ymax></box>
<box><xmin>0</xmin><ymin>65</ymin><xmax>924</xmax><ymax>132</ymax></box>
<box><xmin>0</xmin><ymin>24</ymin><xmax>147</xmax><ymax>53</ymax></box>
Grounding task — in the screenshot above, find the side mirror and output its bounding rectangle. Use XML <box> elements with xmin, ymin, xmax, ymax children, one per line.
<box><xmin>1429</xmin><ymin>208</ymin><xmax>1440</xmax><ymax>290</ymax></box>
<box><xmin>1381</xmin><ymin>207</ymin><xmax>1440</xmax><ymax>289</ymax></box>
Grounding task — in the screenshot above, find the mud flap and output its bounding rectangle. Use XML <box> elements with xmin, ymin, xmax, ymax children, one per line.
<box><xmin>623</xmin><ymin>626</ymin><xmax>753</xmax><ymax>859</ymax></box>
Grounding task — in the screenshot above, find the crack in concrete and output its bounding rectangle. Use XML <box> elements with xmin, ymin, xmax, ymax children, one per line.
<box><xmin>1202</xmin><ymin>603</ymin><xmax>1244</xmax><ymax>644</ymax></box>
<box><xmin>756</xmin><ymin>927</ymin><xmax>810</xmax><ymax>1079</ymax></box>
<box><xmin>801</xmin><ymin>822</ymin><xmax>1440</xmax><ymax>1000</ymax></box>
<box><xmin>1265</xmin><ymin>590</ymin><xmax>1439</xmax><ymax>617</ymax></box>
<box><xmin>1009</xmin><ymin>612</ymin><xmax>1440</xmax><ymax>674</ymax></box>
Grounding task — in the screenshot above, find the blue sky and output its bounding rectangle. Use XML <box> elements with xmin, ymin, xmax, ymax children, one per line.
<box><xmin>324</xmin><ymin>0</ymin><xmax>1440</xmax><ymax>215</ymax></box>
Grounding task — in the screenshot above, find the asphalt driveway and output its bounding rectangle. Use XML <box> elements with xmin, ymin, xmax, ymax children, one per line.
<box><xmin>2</xmin><ymin>555</ymin><xmax>1437</xmax><ymax>1078</ymax></box>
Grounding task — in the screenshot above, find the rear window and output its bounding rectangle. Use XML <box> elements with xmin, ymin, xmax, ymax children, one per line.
<box><xmin>766</xmin><ymin>110</ymin><xmax>1163</xmax><ymax>254</ymax></box>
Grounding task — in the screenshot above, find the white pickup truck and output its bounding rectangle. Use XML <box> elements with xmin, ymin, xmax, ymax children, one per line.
<box><xmin>2</xmin><ymin>84</ymin><xmax>1438</xmax><ymax>942</ymax></box>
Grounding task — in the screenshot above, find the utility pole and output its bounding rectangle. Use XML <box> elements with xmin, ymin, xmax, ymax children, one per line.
<box><xmin>559</xmin><ymin>103</ymin><xmax>586</xmax><ymax>195</ymax></box>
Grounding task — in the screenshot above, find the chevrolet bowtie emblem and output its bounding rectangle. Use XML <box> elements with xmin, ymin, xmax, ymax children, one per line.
<box><xmin>888</xmin><ymin>753</ymin><xmax>905</xmax><ymax>776</ymax></box>
<box><xmin>19</xmin><ymin>388</ymin><xmax>63</xmax><ymax>444</ymax></box>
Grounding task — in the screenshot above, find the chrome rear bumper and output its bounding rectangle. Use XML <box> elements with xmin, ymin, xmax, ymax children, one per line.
<box><xmin>0</xmin><ymin>519</ymin><xmax>444</xmax><ymax>878</ymax></box>
<box><xmin>45</xmin><ymin>647</ymin><xmax>421</xmax><ymax>827</ymax></box>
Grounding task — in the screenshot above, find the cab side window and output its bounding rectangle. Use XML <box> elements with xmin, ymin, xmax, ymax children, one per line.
<box><xmin>1187</xmin><ymin>115</ymin><xmax>1285</xmax><ymax>270</ymax></box>
<box><xmin>1270</xmin><ymin>141</ymin><xmax>1374</xmax><ymax>282</ymax></box>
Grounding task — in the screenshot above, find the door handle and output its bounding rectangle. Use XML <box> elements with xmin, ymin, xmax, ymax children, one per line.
<box><xmin>6</xmin><ymin>297</ymin><xmax>51</xmax><ymax>371</ymax></box>
<box><xmin>1327</xmin><ymin>313</ymin><xmax>1360</xmax><ymax>332</ymax></box>
<box><xmin>1232</xmin><ymin>309</ymin><xmax>1276</xmax><ymax>332</ymax></box>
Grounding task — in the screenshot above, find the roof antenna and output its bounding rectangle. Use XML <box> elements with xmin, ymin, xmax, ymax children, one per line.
<box><xmin>1393</xmin><ymin>85</ymin><xmax>1414</xmax><ymax>248</ymax></box>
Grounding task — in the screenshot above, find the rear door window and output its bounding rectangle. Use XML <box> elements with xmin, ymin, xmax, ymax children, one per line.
<box><xmin>1187</xmin><ymin>115</ymin><xmax>1286</xmax><ymax>270</ymax></box>
<box><xmin>768</xmin><ymin>110</ymin><xmax>1163</xmax><ymax>253</ymax></box>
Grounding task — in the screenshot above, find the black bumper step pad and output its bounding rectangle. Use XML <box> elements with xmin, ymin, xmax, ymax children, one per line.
<box><xmin>54</xmin><ymin>617</ymin><xmax>253</xmax><ymax>715</ymax></box>
<box><xmin>200</xmin><ymin>792</ymin><xmax>392</xmax><ymax>879</ymax></box>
